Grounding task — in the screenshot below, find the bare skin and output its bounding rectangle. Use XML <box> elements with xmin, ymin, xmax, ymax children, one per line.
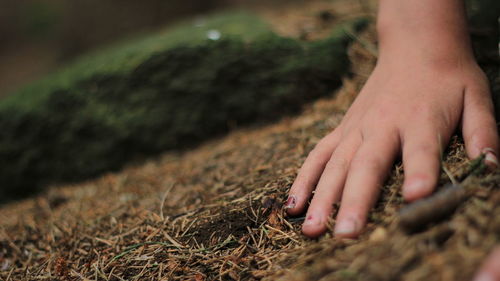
<box><xmin>285</xmin><ymin>0</ymin><xmax>499</xmax><ymax>278</ymax></box>
<box><xmin>475</xmin><ymin>247</ymin><xmax>500</xmax><ymax>281</ymax></box>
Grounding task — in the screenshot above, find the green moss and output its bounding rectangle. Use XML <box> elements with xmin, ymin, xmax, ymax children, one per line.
<box><xmin>0</xmin><ymin>16</ymin><xmax>368</xmax><ymax>201</ymax></box>
<box><xmin>2</xmin><ymin>11</ymin><xmax>271</xmax><ymax>111</ymax></box>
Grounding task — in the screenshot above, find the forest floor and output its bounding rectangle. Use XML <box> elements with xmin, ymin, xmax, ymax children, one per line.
<box><xmin>1</xmin><ymin>1</ymin><xmax>499</xmax><ymax>280</ymax></box>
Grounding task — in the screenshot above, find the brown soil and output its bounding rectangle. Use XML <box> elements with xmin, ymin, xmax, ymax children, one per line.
<box><xmin>1</xmin><ymin>1</ymin><xmax>499</xmax><ymax>280</ymax></box>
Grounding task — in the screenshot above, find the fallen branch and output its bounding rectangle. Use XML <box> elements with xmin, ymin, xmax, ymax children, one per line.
<box><xmin>398</xmin><ymin>154</ymin><xmax>487</xmax><ymax>232</ymax></box>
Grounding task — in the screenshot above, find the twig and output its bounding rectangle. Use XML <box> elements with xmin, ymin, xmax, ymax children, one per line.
<box><xmin>193</xmin><ymin>236</ymin><xmax>238</xmax><ymax>253</ymax></box>
<box><xmin>459</xmin><ymin>154</ymin><xmax>487</xmax><ymax>184</ymax></box>
<box><xmin>160</xmin><ymin>182</ymin><xmax>175</xmax><ymax>221</ymax></box>
<box><xmin>112</xmin><ymin>241</ymin><xmax>175</xmax><ymax>261</ymax></box>
<box><xmin>6</xmin><ymin>267</ymin><xmax>14</xmax><ymax>281</ymax></box>
<box><xmin>398</xmin><ymin>154</ymin><xmax>487</xmax><ymax>232</ymax></box>
<box><xmin>398</xmin><ymin>183</ymin><xmax>467</xmax><ymax>232</ymax></box>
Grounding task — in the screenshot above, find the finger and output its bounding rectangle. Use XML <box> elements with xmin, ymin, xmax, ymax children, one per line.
<box><xmin>334</xmin><ymin>133</ymin><xmax>399</xmax><ymax>238</ymax></box>
<box><xmin>286</xmin><ymin>130</ymin><xmax>342</xmax><ymax>216</ymax></box>
<box><xmin>462</xmin><ymin>82</ymin><xmax>499</xmax><ymax>169</ymax></box>
<box><xmin>302</xmin><ymin>132</ymin><xmax>362</xmax><ymax>238</ymax></box>
<box><xmin>401</xmin><ymin>126</ymin><xmax>444</xmax><ymax>202</ymax></box>
<box><xmin>473</xmin><ymin>246</ymin><xmax>500</xmax><ymax>281</ymax></box>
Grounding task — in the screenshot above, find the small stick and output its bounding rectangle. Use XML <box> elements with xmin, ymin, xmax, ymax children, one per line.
<box><xmin>160</xmin><ymin>182</ymin><xmax>175</xmax><ymax>221</ymax></box>
<box><xmin>112</xmin><ymin>241</ymin><xmax>175</xmax><ymax>261</ymax></box>
<box><xmin>457</xmin><ymin>154</ymin><xmax>487</xmax><ymax>183</ymax></box>
<box><xmin>398</xmin><ymin>184</ymin><xmax>468</xmax><ymax>232</ymax></box>
<box><xmin>398</xmin><ymin>154</ymin><xmax>486</xmax><ymax>232</ymax></box>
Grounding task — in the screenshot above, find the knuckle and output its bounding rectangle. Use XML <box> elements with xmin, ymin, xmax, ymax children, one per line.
<box><xmin>350</xmin><ymin>154</ymin><xmax>381</xmax><ymax>171</ymax></box>
<box><xmin>307</xmin><ymin>133</ymin><xmax>341</xmax><ymax>160</ymax></box>
<box><xmin>413</xmin><ymin>143</ymin><xmax>439</xmax><ymax>155</ymax></box>
<box><xmin>420</xmin><ymin>107</ymin><xmax>437</xmax><ymax>120</ymax></box>
<box><xmin>405</xmin><ymin>143</ymin><xmax>441</xmax><ymax>162</ymax></box>
<box><xmin>326</xmin><ymin>156</ymin><xmax>349</xmax><ymax>172</ymax></box>
<box><xmin>403</xmin><ymin>147</ymin><xmax>439</xmax><ymax>161</ymax></box>
<box><xmin>293</xmin><ymin>171</ymin><xmax>308</xmax><ymax>186</ymax></box>
<box><xmin>409</xmin><ymin>104</ymin><xmax>438</xmax><ymax>122</ymax></box>
<box><xmin>307</xmin><ymin>145</ymin><xmax>324</xmax><ymax>160</ymax></box>
<box><xmin>471</xmin><ymin>69</ymin><xmax>489</xmax><ymax>86</ymax></box>
<box><xmin>314</xmin><ymin>138</ymin><xmax>330</xmax><ymax>150</ymax></box>
<box><xmin>467</xmin><ymin>126</ymin><xmax>499</xmax><ymax>151</ymax></box>
<box><xmin>469</xmin><ymin>126</ymin><xmax>491</xmax><ymax>139</ymax></box>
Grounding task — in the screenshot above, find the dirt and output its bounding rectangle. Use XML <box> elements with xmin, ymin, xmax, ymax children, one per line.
<box><xmin>1</xmin><ymin>1</ymin><xmax>499</xmax><ymax>280</ymax></box>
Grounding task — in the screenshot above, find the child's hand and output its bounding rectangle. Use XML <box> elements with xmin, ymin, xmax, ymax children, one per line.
<box><xmin>285</xmin><ymin>0</ymin><xmax>499</xmax><ymax>238</ymax></box>
<box><xmin>286</xmin><ymin>52</ymin><xmax>497</xmax><ymax>238</ymax></box>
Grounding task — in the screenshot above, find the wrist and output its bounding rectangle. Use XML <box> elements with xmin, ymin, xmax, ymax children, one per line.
<box><xmin>376</xmin><ymin>0</ymin><xmax>477</xmax><ymax>69</ymax></box>
<box><xmin>376</xmin><ymin>25</ymin><xmax>476</xmax><ymax>69</ymax></box>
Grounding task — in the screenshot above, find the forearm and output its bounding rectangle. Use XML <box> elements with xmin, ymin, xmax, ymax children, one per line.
<box><xmin>376</xmin><ymin>0</ymin><xmax>475</xmax><ymax>67</ymax></box>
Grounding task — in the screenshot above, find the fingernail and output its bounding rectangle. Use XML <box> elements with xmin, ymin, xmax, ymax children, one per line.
<box><xmin>303</xmin><ymin>214</ymin><xmax>320</xmax><ymax>226</ymax></box>
<box><xmin>334</xmin><ymin>218</ymin><xmax>359</xmax><ymax>236</ymax></box>
<box><xmin>403</xmin><ymin>180</ymin><xmax>425</xmax><ymax>199</ymax></box>
<box><xmin>284</xmin><ymin>195</ymin><xmax>297</xmax><ymax>209</ymax></box>
<box><xmin>483</xmin><ymin>148</ymin><xmax>498</xmax><ymax>168</ymax></box>
<box><xmin>473</xmin><ymin>272</ymin><xmax>495</xmax><ymax>281</ymax></box>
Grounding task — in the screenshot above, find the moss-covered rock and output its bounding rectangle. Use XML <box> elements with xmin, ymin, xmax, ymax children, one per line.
<box><xmin>0</xmin><ymin>15</ymin><xmax>367</xmax><ymax>201</ymax></box>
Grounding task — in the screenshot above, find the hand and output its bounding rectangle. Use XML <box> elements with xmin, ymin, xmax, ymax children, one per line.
<box><xmin>285</xmin><ymin>52</ymin><xmax>498</xmax><ymax>238</ymax></box>
<box><xmin>284</xmin><ymin>0</ymin><xmax>499</xmax><ymax>239</ymax></box>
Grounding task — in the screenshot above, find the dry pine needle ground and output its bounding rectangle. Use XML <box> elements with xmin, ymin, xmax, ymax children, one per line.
<box><xmin>1</xmin><ymin>1</ymin><xmax>499</xmax><ymax>280</ymax></box>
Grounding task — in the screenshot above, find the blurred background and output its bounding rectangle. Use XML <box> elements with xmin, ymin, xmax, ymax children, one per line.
<box><xmin>2</xmin><ymin>0</ymin><xmax>360</xmax><ymax>202</ymax></box>
<box><xmin>0</xmin><ymin>0</ymin><xmax>495</xmax><ymax>202</ymax></box>
<box><xmin>0</xmin><ymin>0</ymin><xmax>280</xmax><ymax>97</ymax></box>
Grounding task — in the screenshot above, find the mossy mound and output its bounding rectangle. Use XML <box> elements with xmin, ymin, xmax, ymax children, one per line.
<box><xmin>0</xmin><ymin>15</ymin><xmax>367</xmax><ymax>201</ymax></box>
<box><xmin>2</xmin><ymin>11</ymin><xmax>272</xmax><ymax>109</ymax></box>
